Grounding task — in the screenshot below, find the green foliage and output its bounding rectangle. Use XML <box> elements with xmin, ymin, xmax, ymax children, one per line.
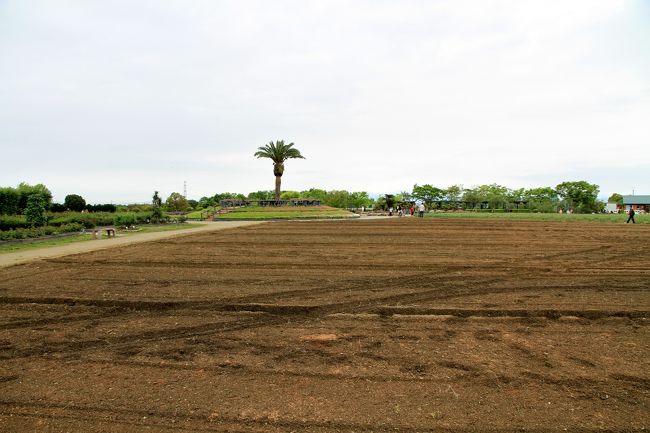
<box><xmin>608</xmin><ymin>193</ymin><xmax>623</xmax><ymax>204</ymax></box>
<box><xmin>280</xmin><ymin>191</ymin><xmax>301</xmax><ymax>200</ymax></box>
<box><xmin>412</xmin><ymin>184</ymin><xmax>445</xmax><ymax>207</ymax></box>
<box><xmin>17</xmin><ymin>182</ymin><xmax>52</xmax><ymax>212</ymax></box>
<box><xmin>323</xmin><ymin>190</ymin><xmax>349</xmax><ymax>208</ymax></box>
<box><xmin>0</xmin><ymin>215</ymin><xmax>30</xmax><ymax>231</ymax></box>
<box><xmin>48</xmin><ymin>212</ymin><xmax>115</xmax><ymax>228</ymax></box>
<box><xmin>254</xmin><ymin>140</ymin><xmax>305</xmax><ymax>199</ymax></box>
<box><xmin>0</xmin><ymin>222</ymin><xmax>84</xmax><ymax>241</ymax></box>
<box><xmin>50</xmin><ymin>203</ymin><xmax>66</xmax><ymax>213</ymax></box>
<box><xmin>165</xmin><ymin>192</ymin><xmax>190</xmax><ymax>212</ymax></box>
<box><xmin>213</xmin><ymin>192</ymin><xmax>246</xmax><ymax>202</ymax></box>
<box><xmin>86</xmin><ymin>203</ymin><xmax>117</xmax><ymax>213</ymax></box>
<box><xmin>247</xmin><ymin>190</ymin><xmax>274</xmax><ymax>201</ymax></box>
<box><xmin>0</xmin><ymin>187</ymin><xmax>20</xmax><ymax>215</ymax></box>
<box><xmin>25</xmin><ymin>194</ymin><xmax>48</xmax><ymax>227</ymax></box>
<box><xmin>114</xmin><ymin>213</ymin><xmax>137</xmax><ymax>226</ymax></box>
<box><xmin>348</xmin><ymin>191</ymin><xmax>373</xmax><ymax>208</ymax></box>
<box><xmin>64</xmin><ymin>194</ymin><xmax>86</xmax><ymax>212</ymax></box>
<box><xmin>152</xmin><ymin>191</ymin><xmax>163</xmax><ymax>223</ymax></box>
<box><xmin>300</xmin><ymin>188</ymin><xmax>327</xmax><ymax>201</ymax></box>
<box><xmin>445</xmin><ymin>185</ymin><xmax>463</xmax><ymax>202</ymax></box>
<box><xmin>556</xmin><ymin>181</ymin><xmax>600</xmax><ymax>213</ymax></box>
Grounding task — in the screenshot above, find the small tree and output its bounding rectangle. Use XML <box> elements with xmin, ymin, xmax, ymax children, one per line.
<box><xmin>64</xmin><ymin>194</ymin><xmax>86</xmax><ymax>212</ymax></box>
<box><xmin>556</xmin><ymin>181</ymin><xmax>600</xmax><ymax>213</ymax></box>
<box><xmin>151</xmin><ymin>191</ymin><xmax>163</xmax><ymax>223</ymax></box>
<box><xmin>608</xmin><ymin>193</ymin><xmax>623</xmax><ymax>204</ymax></box>
<box><xmin>412</xmin><ymin>184</ymin><xmax>445</xmax><ymax>208</ymax></box>
<box><xmin>165</xmin><ymin>192</ymin><xmax>189</xmax><ymax>212</ymax></box>
<box><xmin>25</xmin><ymin>194</ymin><xmax>48</xmax><ymax>227</ymax></box>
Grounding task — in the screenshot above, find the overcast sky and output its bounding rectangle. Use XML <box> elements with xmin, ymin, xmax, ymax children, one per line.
<box><xmin>1</xmin><ymin>0</ymin><xmax>649</xmax><ymax>203</ymax></box>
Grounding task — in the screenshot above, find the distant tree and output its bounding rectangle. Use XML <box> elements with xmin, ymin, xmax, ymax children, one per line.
<box><xmin>50</xmin><ymin>203</ymin><xmax>66</xmax><ymax>213</ymax></box>
<box><xmin>299</xmin><ymin>188</ymin><xmax>327</xmax><ymax>201</ymax></box>
<box><xmin>213</xmin><ymin>192</ymin><xmax>246</xmax><ymax>203</ymax></box>
<box><xmin>247</xmin><ymin>190</ymin><xmax>274</xmax><ymax>201</ymax></box>
<box><xmin>25</xmin><ymin>194</ymin><xmax>48</xmax><ymax>227</ymax></box>
<box><xmin>198</xmin><ymin>196</ymin><xmax>216</xmax><ymax>208</ymax></box>
<box><xmin>400</xmin><ymin>191</ymin><xmax>413</xmax><ymax>202</ymax></box>
<box><xmin>151</xmin><ymin>191</ymin><xmax>163</xmax><ymax>223</ymax></box>
<box><xmin>462</xmin><ymin>187</ymin><xmax>483</xmax><ymax>209</ymax></box>
<box><xmin>280</xmin><ymin>191</ymin><xmax>301</xmax><ymax>200</ymax></box>
<box><xmin>412</xmin><ymin>184</ymin><xmax>445</xmax><ymax>208</ymax></box>
<box><xmin>523</xmin><ymin>187</ymin><xmax>559</xmax><ymax>212</ymax></box>
<box><xmin>324</xmin><ymin>190</ymin><xmax>350</xmax><ymax>208</ymax></box>
<box><xmin>476</xmin><ymin>184</ymin><xmax>510</xmax><ymax>209</ymax></box>
<box><xmin>254</xmin><ymin>140</ymin><xmax>305</xmax><ymax>200</ymax></box>
<box><xmin>64</xmin><ymin>194</ymin><xmax>86</xmax><ymax>212</ymax></box>
<box><xmin>165</xmin><ymin>192</ymin><xmax>190</xmax><ymax>212</ymax></box>
<box><xmin>444</xmin><ymin>185</ymin><xmax>463</xmax><ymax>204</ymax></box>
<box><xmin>608</xmin><ymin>193</ymin><xmax>623</xmax><ymax>204</ymax></box>
<box><xmin>86</xmin><ymin>203</ymin><xmax>117</xmax><ymax>213</ymax></box>
<box><xmin>187</xmin><ymin>199</ymin><xmax>198</xmax><ymax>210</ymax></box>
<box><xmin>384</xmin><ymin>194</ymin><xmax>396</xmax><ymax>210</ymax></box>
<box><xmin>556</xmin><ymin>181</ymin><xmax>600</xmax><ymax>213</ymax></box>
<box><xmin>349</xmin><ymin>191</ymin><xmax>373</xmax><ymax>209</ymax></box>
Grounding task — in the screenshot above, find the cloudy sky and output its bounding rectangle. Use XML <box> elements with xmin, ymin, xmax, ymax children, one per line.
<box><xmin>1</xmin><ymin>0</ymin><xmax>648</xmax><ymax>203</ymax></box>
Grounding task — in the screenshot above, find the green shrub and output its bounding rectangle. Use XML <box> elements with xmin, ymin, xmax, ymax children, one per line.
<box><xmin>115</xmin><ymin>213</ymin><xmax>137</xmax><ymax>226</ymax></box>
<box><xmin>0</xmin><ymin>222</ymin><xmax>84</xmax><ymax>241</ymax></box>
<box><xmin>0</xmin><ymin>215</ymin><xmax>30</xmax><ymax>231</ymax></box>
<box><xmin>49</xmin><ymin>212</ymin><xmax>115</xmax><ymax>228</ymax></box>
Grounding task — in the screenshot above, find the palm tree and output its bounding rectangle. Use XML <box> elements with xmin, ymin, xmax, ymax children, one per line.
<box><xmin>254</xmin><ymin>140</ymin><xmax>305</xmax><ymax>200</ymax></box>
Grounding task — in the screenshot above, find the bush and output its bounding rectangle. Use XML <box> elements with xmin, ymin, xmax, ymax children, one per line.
<box><xmin>114</xmin><ymin>213</ymin><xmax>137</xmax><ymax>226</ymax></box>
<box><xmin>0</xmin><ymin>222</ymin><xmax>84</xmax><ymax>241</ymax></box>
<box><xmin>0</xmin><ymin>215</ymin><xmax>30</xmax><ymax>231</ymax></box>
<box><xmin>48</xmin><ymin>212</ymin><xmax>115</xmax><ymax>228</ymax></box>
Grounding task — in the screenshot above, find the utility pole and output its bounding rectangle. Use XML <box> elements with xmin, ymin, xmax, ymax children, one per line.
<box><xmin>183</xmin><ymin>180</ymin><xmax>187</xmax><ymax>198</ymax></box>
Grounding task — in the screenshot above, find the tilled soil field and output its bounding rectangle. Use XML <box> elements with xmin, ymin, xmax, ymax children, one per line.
<box><xmin>0</xmin><ymin>218</ymin><xmax>648</xmax><ymax>432</ymax></box>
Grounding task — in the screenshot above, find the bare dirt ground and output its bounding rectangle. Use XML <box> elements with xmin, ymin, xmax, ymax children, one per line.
<box><xmin>0</xmin><ymin>221</ymin><xmax>263</xmax><ymax>269</ymax></box>
<box><xmin>0</xmin><ymin>218</ymin><xmax>648</xmax><ymax>432</ymax></box>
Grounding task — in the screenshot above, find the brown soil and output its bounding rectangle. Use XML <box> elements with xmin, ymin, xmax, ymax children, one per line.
<box><xmin>0</xmin><ymin>218</ymin><xmax>648</xmax><ymax>432</ymax></box>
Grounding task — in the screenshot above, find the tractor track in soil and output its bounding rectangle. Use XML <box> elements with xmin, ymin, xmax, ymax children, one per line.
<box><xmin>0</xmin><ymin>218</ymin><xmax>648</xmax><ymax>432</ymax></box>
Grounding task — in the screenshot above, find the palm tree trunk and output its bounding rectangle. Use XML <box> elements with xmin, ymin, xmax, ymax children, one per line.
<box><xmin>275</xmin><ymin>175</ymin><xmax>282</xmax><ymax>200</ymax></box>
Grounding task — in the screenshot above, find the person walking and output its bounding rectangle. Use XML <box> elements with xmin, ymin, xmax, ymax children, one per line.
<box><xmin>418</xmin><ymin>202</ymin><xmax>425</xmax><ymax>218</ymax></box>
<box><xmin>626</xmin><ymin>207</ymin><xmax>636</xmax><ymax>224</ymax></box>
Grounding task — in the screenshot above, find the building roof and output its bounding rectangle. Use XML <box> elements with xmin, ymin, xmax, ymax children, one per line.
<box><xmin>622</xmin><ymin>195</ymin><xmax>650</xmax><ymax>205</ymax></box>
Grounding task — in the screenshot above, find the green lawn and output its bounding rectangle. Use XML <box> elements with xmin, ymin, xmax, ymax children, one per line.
<box><xmin>215</xmin><ymin>206</ymin><xmax>356</xmax><ymax>220</ymax></box>
<box><xmin>0</xmin><ymin>223</ymin><xmax>204</xmax><ymax>254</ymax></box>
<box><xmin>423</xmin><ymin>211</ymin><xmax>648</xmax><ymax>224</ymax></box>
<box><xmin>186</xmin><ymin>207</ymin><xmax>219</xmax><ymax>219</ymax></box>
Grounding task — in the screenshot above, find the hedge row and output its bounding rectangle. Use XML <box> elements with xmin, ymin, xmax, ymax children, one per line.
<box><xmin>0</xmin><ymin>223</ymin><xmax>85</xmax><ymax>241</ymax></box>
<box><xmin>1</xmin><ymin>212</ymin><xmax>156</xmax><ymax>231</ymax></box>
<box><xmin>0</xmin><ymin>215</ymin><xmax>30</xmax><ymax>231</ymax></box>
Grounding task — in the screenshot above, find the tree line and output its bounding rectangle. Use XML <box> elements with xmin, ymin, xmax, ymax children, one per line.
<box><xmin>402</xmin><ymin>181</ymin><xmax>605</xmax><ymax>213</ymax></box>
<box><xmin>0</xmin><ymin>180</ymin><xmax>618</xmax><ymax>221</ymax></box>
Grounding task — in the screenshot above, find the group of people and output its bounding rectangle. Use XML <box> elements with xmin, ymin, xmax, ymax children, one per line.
<box><xmin>387</xmin><ymin>203</ymin><xmax>426</xmax><ymax>218</ymax></box>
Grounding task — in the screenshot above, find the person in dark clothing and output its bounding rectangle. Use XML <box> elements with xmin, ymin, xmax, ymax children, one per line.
<box><xmin>626</xmin><ymin>208</ymin><xmax>636</xmax><ymax>224</ymax></box>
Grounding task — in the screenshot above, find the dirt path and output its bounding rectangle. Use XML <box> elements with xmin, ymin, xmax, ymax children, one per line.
<box><xmin>0</xmin><ymin>221</ymin><xmax>264</xmax><ymax>269</ymax></box>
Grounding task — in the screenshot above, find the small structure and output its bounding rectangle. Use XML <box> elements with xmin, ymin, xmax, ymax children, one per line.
<box><xmin>621</xmin><ymin>195</ymin><xmax>650</xmax><ymax>213</ymax></box>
